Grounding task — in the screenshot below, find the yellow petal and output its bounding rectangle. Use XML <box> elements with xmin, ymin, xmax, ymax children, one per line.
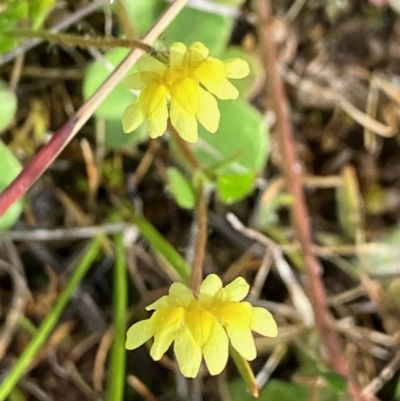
<box><xmin>223</xmin><ymin>58</ymin><xmax>250</xmax><ymax>79</ymax></box>
<box><xmin>196</xmin><ymin>86</ymin><xmax>220</xmax><ymax>133</ymax></box>
<box><xmin>168</xmin><ymin>282</ymin><xmax>195</xmax><ymax>307</ymax></box>
<box><xmin>147</xmin><ymin>113</ymin><xmax>168</xmax><ymax>139</ymax></box>
<box><xmin>202</xmin><ymin>319</ymin><xmax>229</xmax><ymax>375</ymax></box>
<box><xmin>199</xmin><ymin>274</ymin><xmax>223</xmax><ymax>297</ymax></box>
<box><xmin>122</xmin><ymin>103</ymin><xmax>144</xmax><ymax>133</ymax></box>
<box><xmin>226</xmin><ymin>325</ymin><xmax>256</xmax><ymax>361</ymax></box>
<box><xmin>146</xmin><ymin>295</ymin><xmax>168</xmax><ymax>311</ymax></box>
<box><xmin>193</xmin><ymin>58</ymin><xmax>226</xmax><ymax>82</ymax></box>
<box><xmin>169</xmin><ymin>42</ymin><xmax>187</xmax><ymax>68</ymax></box>
<box><xmin>174</xmin><ymin>325</ymin><xmax>202</xmax><ymax>378</ymax></box>
<box><xmin>125</xmin><ymin>72</ymin><xmax>146</xmax><ymax>90</ymax></box>
<box><xmin>213</xmin><ymin>302</ymin><xmax>256</xmax><ymax>360</ymax></box>
<box><xmin>150</xmin><ymin>307</ymin><xmax>184</xmax><ymax>360</ymax></box>
<box><xmin>125</xmin><ymin>319</ymin><xmax>153</xmax><ymax>350</ymax></box>
<box><xmin>139</xmin><ymin>84</ymin><xmax>168</xmax><ymax>117</ymax></box>
<box><xmin>140</xmin><ymin>83</ymin><xmax>168</xmax><ymax>138</ymax></box>
<box><xmin>251</xmin><ymin>307</ymin><xmax>278</xmax><ymax>337</ymax></box>
<box><xmin>202</xmin><ymin>78</ymin><xmax>239</xmax><ymax>100</ymax></box>
<box><xmin>150</xmin><ymin>306</ymin><xmax>184</xmax><ymax>335</ymax></box>
<box><xmin>224</xmin><ymin>277</ymin><xmax>249</xmax><ymax>302</ymax></box>
<box><xmin>170</xmin><ymin>77</ymin><xmax>199</xmax><ymax>115</ymax></box>
<box><xmin>170</xmin><ymin>98</ymin><xmax>198</xmax><ymax>143</ymax></box>
<box><xmin>186</xmin><ymin>310</ymin><xmax>214</xmax><ymax>346</ymax></box>
<box><xmin>151</xmin><ymin>330</ymin><xmax>178</xmax><ymax>360</ymax></box>
<box><xmin>137</xmin><ymin>55</ymin><xmax>167</xmax><ymax>75</ymax></box>
<box><xmin>187</xmin><ymin>42</ymin><xmax>209</xmax><ymax>66</ymax></box>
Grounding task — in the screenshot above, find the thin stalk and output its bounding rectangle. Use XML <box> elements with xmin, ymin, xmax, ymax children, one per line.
<box><xmin>107</xmin><ymin>234</ymin><xmax>127</xmax><ymax>401</ymax></box>
<box><xmin>190</xmin><ymin>185</ymin><xmax>207</xmax><ymax>296</ymax></box>
<box><xmin>0</xmin><ymin>0</ymin><xmax>189</xmax><ymax>218</ymax></box>
<box><xmin>0</xmin><ymin>0</ymin><xmax>111</xmax><ymax>66</ymax></box>
<box><xmin>255</xmin><ymin>1</ymin><xmax>367</xmax><ymax>400</ymax></box>
<box><xmin>0</xmin><ymin>236</ymin><xmax>103</xmax><ymax>401</ymax></box>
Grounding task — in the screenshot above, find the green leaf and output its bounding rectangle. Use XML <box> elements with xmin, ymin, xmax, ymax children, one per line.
<box><xmin>0</xmin><ymin>141</ymin><xmax>23</xmax><ymax>231</ymax></box>
<box><xmin>336</xmin><ymin>165</ymin><xmax>363</xmax><ymax>238</ymax></box>
<box><xmin>255</xmin><ymin>192</ymin><xmax>293</xmax><ymax>228</ymax></box>
<box><xmin>166</xmin><ymin>167</ymin><xmax>195</xmax><ymax>209</ymax></box>
<box><xmin>361</xmin><ymin>226</ymin><xmax>400</xmax><ymax>276</ymax></box>
<box><xmin>103</xmin><ymin>119</ymin><xmax>146</xmax><ymax>150</ymax></box>
<box><xmin>0</xmin><ymin>80</ymin><xmax>17</xmax><ymax>133</ymax></box>
<box><xmin>120</xmin><ymin>0</ymin><xmax>165</xmax><ymax>36</ymax></box>
<box><xmin>82</xmin><ymin>48</ymin><xmax>137</xmax><ymax>120</ymax></box>
<box><xmin>230</xmin><ymin>379</ymin><xmax>309</xmax><ymax>401</ymax></box>
<box><xmin>221</xmin><ymin>47</ymin><xmax>262</xmax><ymax>98</ymax></box>
<box><xmin>29</xmin><ymin>0</ymin><xmax>55</xmax><ymax>30</ymax></box>
<box><xmin>217</xmin><ymin>172</ymin><xmax>255</xmax><ymax>204</ymax></box>
<box><xmin>163</xmin><ymin>6</ymin><xmax>232</xmax><ymax>56</ymax></box>
<box><xmin>193</xmin><ymin>98</ymin><xmax>268</xmax><ymax>175</ymax></box>
<box><xmin>321</xmin><ymin>372</ymin><xmax>347</xmax><ymax>393</ymax></box>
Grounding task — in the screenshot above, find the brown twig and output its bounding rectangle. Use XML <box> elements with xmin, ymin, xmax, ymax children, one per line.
<box><xmin>255</xmin><ymin>1</ymin><xmax>367</xmax><ymax>400</ymax></box>
<box><xmin>7</xmin><ymin>29</ymin><xmax>153</xmax><ymax>52</ymax></box>
<box><xmin>190</xmin><ymin>185</ymin><xmax>207</xmax><ymax>296</ymax></box>
<box><xmin>0</xmin><ymin>0</ymin><xmax>189</xmax><ymax>218</ymax></box>
<box><xmin>168</xmin><ymin>125</ymin><xmax>206</xmax><ymax>294</ymax></box>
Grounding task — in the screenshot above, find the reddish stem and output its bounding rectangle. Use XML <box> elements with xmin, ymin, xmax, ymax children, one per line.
<box><xmin>256</xmin><ymin>1</ymin><xmax>369</xmax><ymax>400</ymax></box>
<box><xmin>0</xmin><ymin>117</ymin><xmax>77</xmax><ymax>217</ymax></box>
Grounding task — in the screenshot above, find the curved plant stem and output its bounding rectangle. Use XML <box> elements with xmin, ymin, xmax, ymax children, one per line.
<box><xmin>255</xmin><ymin>1</ymin><xmax>371</xmax><ymax>400</ymax></box>
<box><xmin>0</xmin><ymin>0</ymin><xmax>189</xmax><ymax>218</ymax></box>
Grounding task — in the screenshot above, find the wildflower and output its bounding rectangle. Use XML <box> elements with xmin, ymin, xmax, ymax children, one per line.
<box><xmin>122</xmin><ymin>42</ymin><xmax>250</xmax><ymax>143</ymax></box>
<box><xmin>126</xmin><ymin>274</ymin><xmax>277</xmax><ymax>378</ymax></box>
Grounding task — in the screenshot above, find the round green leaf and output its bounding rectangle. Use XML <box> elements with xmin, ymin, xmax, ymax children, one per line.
<box><xmin>82</xmin><ymin>48</ymin><xmax>137</xmax><ymax>120</ymax></box>
<box><xmin>230</xmin><ymin>379</ymin><xmax>309</xmax><ymax>401</ymax></box>
<box><xmin>0</xmin><ymin>141</ymin><xmax>23</xmax><ymax>230</ymax></box>
<box><xmin>103</xmin><ymin>119</ymin><xmax>146</xmax><ymax>150</ymax></box>
<box><xmin>192</xmin><ymin>98</ymin><xmax>269</xmax><ymax>175</ymax></box>
<box><xmin>217</xmin><ymin>172</ymin><xmax>255</xmax><ymax>204</ymax></box>
<box><xmin>163</xmin><ymin>6</ymin><xmax>232</xmax><ymax>56</ymax></box>
<box><xmin>120</xmin><ymin>0</ymin><xmax>165</xmax><ymax>36</ymax></box>
<box><xmin>0</xmin><ymin>80</ymin><xmax>17</xmax><ymax>133</ymax></box>
<box><xmin>166</xmin><ymin>167</ymin><xmax>195</xmax><ymax>209</ymax></box>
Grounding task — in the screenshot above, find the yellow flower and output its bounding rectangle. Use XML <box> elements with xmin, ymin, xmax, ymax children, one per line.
<box><xmin>122</xmin><ymin>42</ymin><xmax>250</xmax><ymax>143</ymax></box>
<box><xmin>125</xmin><ymin>274</ymin><xmax>278</xmax><ymax>378</ymax></box>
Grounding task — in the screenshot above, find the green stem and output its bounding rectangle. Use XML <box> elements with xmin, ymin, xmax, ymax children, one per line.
<box><xmin>107</xmin><ymin>234</ymin><xmax>127</xmax><ymax>401</ymax></box>
<box><xmin>0</xmin><ymin>236</ymin><xmax>103</xmax><ymax>401</ymax></box>
<box><xmin>230</xmin><ymin>346</ymin><xmax>258</xmax><ymax>398</ymax></box>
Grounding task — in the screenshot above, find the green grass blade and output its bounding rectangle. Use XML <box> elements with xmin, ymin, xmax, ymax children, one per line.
<box><xmin>0</xmin><ymin>236</ymin><xmax>103</xmax><ymax>401</ymax></box>
<box><xmin>107</xmin><ymin>234</ymin><xmax>127</xmax><ymax>401</ymax></box>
